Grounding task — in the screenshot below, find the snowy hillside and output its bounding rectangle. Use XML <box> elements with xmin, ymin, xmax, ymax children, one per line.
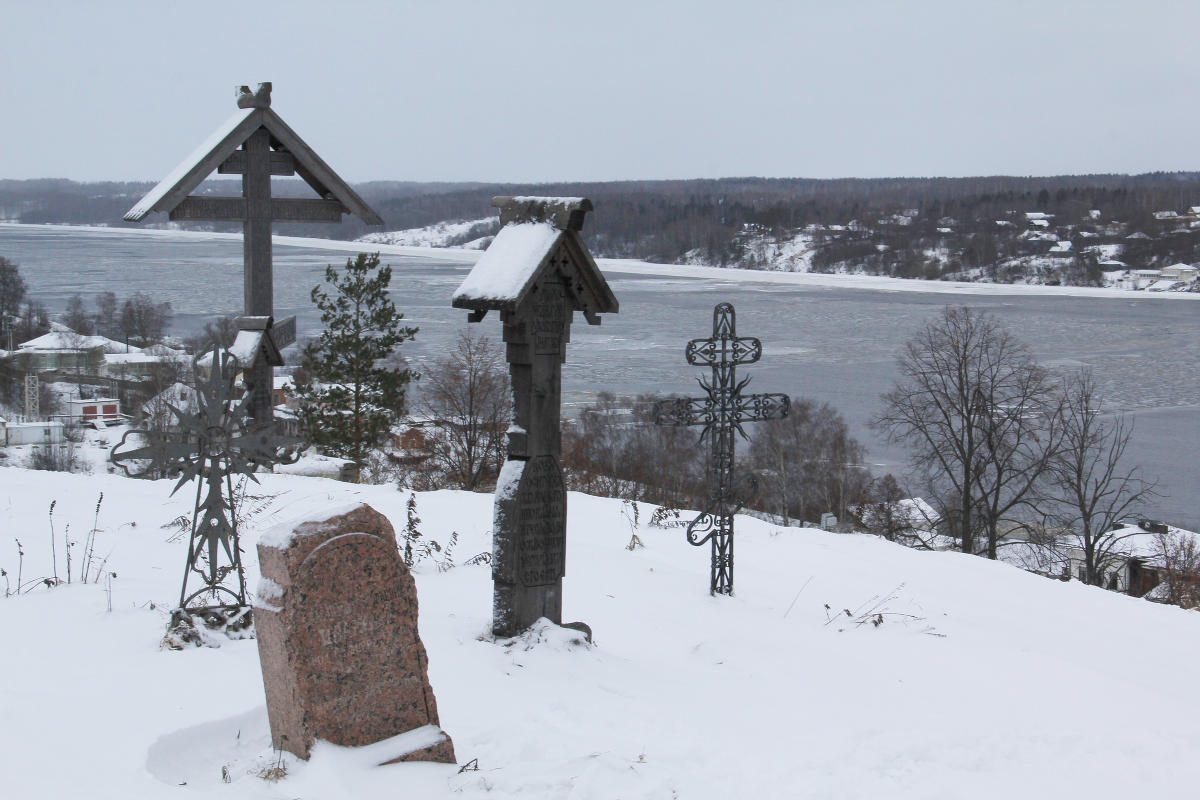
<box><xmin>3</xmin><ymin>467</ymin><xmax>1200</xmax><ymax>799</ymax></box>
<box><xmin>357</xmin><ymin>218</ymin><xmax>497</xmax><ymax>250</ymax></box>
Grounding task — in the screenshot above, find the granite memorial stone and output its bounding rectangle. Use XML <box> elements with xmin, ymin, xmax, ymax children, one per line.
<box><xmin>254</xmin><ymin>503</ymin><xmax>455</xmax><ymax>764</ymax></box>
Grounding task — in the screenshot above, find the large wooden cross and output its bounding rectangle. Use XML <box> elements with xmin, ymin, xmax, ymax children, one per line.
<box><xmin>654</xmin><ymin>302</ymin><xmax>789</xmax><ymax>595</ymax></box>
<box><xmin>124</xmin><ymin>83</ymin><xmax>382</xmax><ymax>425</ymax></box>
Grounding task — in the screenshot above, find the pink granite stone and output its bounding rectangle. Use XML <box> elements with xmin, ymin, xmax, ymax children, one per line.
<box><xmin>254</xmin><ymin>503</ymin><xmax>455</xmax><ymax>764</ymax></box>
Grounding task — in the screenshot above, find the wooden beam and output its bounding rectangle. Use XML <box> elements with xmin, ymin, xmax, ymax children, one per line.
<box><xmin>272</xmin><ymin>198</ymin><xmax>344</xmax><ymax>222</ymax></box>
<box><xmin>218</xmin><ymin>150</ymin><xmax>296</xmax><ymax>175</ymax></box>
<box><xmin>269</xmin><ymin>315</ymin><xmax>297</xmax><ymax>350</ymax></box>
<box><xmin>168</xmin><ymin>196</ymin><xmax>246</xmax><ymax>221</ymax></box>
<box><xmin>260</xmin><ymin>108</ymin><xmax>384</xmax><ymax>225</ymax></box>
<box><xmin>164</xmin><ymin>196</ymin><xmax>343</xmax><ymax>222</ymax></box>
<box><xmin>124</xmin><ymin>109</ymin><xmax>264</xmax><ymax>221</ymax></box>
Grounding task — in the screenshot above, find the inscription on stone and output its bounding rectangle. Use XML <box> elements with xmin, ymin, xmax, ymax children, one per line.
<box><xmin>255</xmin><ymin>503</ymin><xmax>455</xmax><ymax>764</ymax></box>
<box><xmin>518</xmin><ymin>455</ymin><xmax>567</xmax><ymax>585</ymax></box>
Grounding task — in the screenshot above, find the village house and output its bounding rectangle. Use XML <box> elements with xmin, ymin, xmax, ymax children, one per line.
<box><xmin>0</xmin><ymin>414</ymin><xmax>65</xmax><ymax>446</ymax></box>
<box><xmin>1160</xmin><ymin>262</ymin><xmax>1198</xmax><ymax>282</ymax></box>
<box><xmin>67</xmin><ymin>396</ymin><xmax>122</xmax><ymax>425</ymax></box>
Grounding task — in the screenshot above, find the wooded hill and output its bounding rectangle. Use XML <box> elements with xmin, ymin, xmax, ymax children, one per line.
<box><xmin>5</xmin><ymin>173</ymin><xmax>1200</xmax><ymax>283</ymax></box>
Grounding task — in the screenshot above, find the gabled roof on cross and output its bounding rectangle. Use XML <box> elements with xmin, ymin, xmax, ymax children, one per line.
<box><xmin>452</xmin><ymin>196</ymin><xmax>618</xmax><ymax>323</ymax></box>
<box><xmin>124</xmin><ymin>83</ymin><xmax>382</xmax><ymax>225</ymax></box>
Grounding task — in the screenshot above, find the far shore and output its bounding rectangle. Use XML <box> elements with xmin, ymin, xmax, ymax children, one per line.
<box><xmin>5</xmin><ymin>221</ymin><xmax>1199</xmax><ymax>301</ymax></box>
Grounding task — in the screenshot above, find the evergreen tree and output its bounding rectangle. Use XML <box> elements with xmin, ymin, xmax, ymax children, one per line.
<box><xmin>295</xmin><ymin>252</ymin><xmax>417</xmax><ymax>466</ymax></box>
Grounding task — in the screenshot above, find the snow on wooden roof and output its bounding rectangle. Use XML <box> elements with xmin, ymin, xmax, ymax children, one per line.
<box><xmin>452</xmin><ymin>197</ymin><xmax>618</xmax><ymax>321</ymax></box>
<box><xmin>452</xmin><ymin>222</ymin><xmax>563</xmax><ymax>305</ymax></box>
<box><xmin>124</xmin><ymin>107</ymin><xmax>259</xmax><ymax>221</ymax></box>
<box><xmin>124</xmin><ymin>84</ymin><xmax>381</xmax><ymax>225</ymax></box>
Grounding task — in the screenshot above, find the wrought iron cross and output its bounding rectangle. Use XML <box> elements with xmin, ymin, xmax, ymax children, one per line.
<box><xmin>654</xmin><ymin>303</ymin><xmax>789</xmax><ymax>595</ymax></box>
<box><xmin>111</xmin><ymin>349</ymin><xmax>300</xmax><ymax>631</ymax></box>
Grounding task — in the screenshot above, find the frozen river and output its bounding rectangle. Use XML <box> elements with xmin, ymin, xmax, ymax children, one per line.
<box><xmin>3</xmin><ymin>224</ymin><xmax>1197</xmax><ymax>529</ymax></box>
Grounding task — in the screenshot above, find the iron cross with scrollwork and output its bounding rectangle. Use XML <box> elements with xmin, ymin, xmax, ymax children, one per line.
<box><xmin>111</xmin><ymin>348</ymin><xmax>300</xmax><ymax>632</ymax></box>
<box><xmin>654</xmin><ymin>303</ymin><xmax>789</xmax><ymax>595</ymax></box>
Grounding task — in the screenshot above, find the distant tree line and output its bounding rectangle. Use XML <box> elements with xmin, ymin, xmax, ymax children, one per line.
<box><xmin>8</xmin><ymin>172</ymin><xmax>1200</xmax><ymax>277</ymax></box>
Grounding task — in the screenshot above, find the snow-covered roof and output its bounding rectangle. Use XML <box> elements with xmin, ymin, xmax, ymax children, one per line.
<box><xmin>17</xmin><ymin>331</ymin><xmax>138</xmax><ymax>354</ymax></box>
<box><xmin>124</xmin><ymin>90</ymin><xmax>382</xmax><ymax>226</ymax></box>
<box><xmin>104</xmin><ymin>352</ymin><xmax>167</xmax><ymax>365</ymax></box>
<box><xmin>124</xmin><ymin>107</ymin><xmax>258</xmax><ymax>221</ymax></box>
<box><xmin>452</xmin><ymin>222</ymin><xmax>563</xmax><ymax>306</ymax></box>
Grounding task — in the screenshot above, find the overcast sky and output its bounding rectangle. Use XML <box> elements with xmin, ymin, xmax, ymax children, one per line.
<box><xmin>3</xmin><ymin>1</ymin><xmax>1197</xmax><ymax>184</ymax></box>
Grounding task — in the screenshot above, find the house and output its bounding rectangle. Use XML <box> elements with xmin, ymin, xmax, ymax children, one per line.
<box><xmin>1000</xmin><ymin>521</ymin><xmax>1200</xmax><ymax>600</ymax></box>
<box><xmin>139</xmin><ymin>382</ymin><xmax>198</xmax><ymax>423</ymax></box>
<box><xmin>67</xmin><ymin>397</ymin><xmax>121</xmax><ymax>424</ymax></box>
<box><xmin>273</xmin><ymin>374</ymin><xmax>297</xmax><ymax>409</ymax></box>
<box><xmin>8</xmin><ymin>330</ymin><xmax>109</xmax><ymax>373</ymax></box>
<box><xmin>1160</xmin><ymin>263</ymin><xmax>1198</xmax><ymax>282</ymax></box>
<box><xmin>1048</xmin><ymin>241</ymin><xmax>1073</xmax><ymax>258</ymax></box>
<box><xmin>2</xmin><ymin>416</ymin><xmax>65</xmax><ymax>446</ymax></box>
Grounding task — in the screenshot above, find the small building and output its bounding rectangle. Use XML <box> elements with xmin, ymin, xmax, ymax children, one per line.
<box><xmin>3</xmin><ymin>418</ymin><xmax>65</xmax><ymax>446</ymax></box>
<box><xmin>9</xmin><ymin>331</ymin><xmax>108</xmax><ymax>373</ymax></box>
<box><xmin>139</xmin><ymin>382</ymin><xmax>197</xmax><ymax>423</ymax></box>
<box><xmin>68</xmin><ymin>397</ymin><xmax>121</xmax><ymax>424</ymax></box>
<box><xmin>1161</xmin><ymin>263</ymin><xmax>1198</xmax><ymax>281</ymax></box>
<box><xmin>273</xmin><ymin>374</ymin><xmax>296</xmax><ymax>409</ymax></box>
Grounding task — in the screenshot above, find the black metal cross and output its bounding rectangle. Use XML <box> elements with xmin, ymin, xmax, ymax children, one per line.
<box><xmin>654</xmin><ymin>303</ymin><xmax>789</xmax><ymax>595</ymax></box>
<box><xmin>111</xmin><ymin>349</ymin><xmax>300</xmax><ymax>633</ymax></box>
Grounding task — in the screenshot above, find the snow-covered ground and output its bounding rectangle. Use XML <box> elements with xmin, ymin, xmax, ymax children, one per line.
<box><xmin>357</xmin><ymin>218</ymin><xmax>495</xmax><ymax>249</ymax></box>
<box><xmin>7</xmin><ymin>223</ymin><xmax>1199</xmax><ymax>300</ymax></box>
<box><xmin>3</xmin><ymin>466</ymin><xmax>1200</xmax><ymax>799</ymax></box>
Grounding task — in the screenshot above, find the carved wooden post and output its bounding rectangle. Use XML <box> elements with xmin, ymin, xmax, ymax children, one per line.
<box><xmin>453</xmin><ymin>197</ymin><xmax>618</xmax><ymax>637</ymax></box>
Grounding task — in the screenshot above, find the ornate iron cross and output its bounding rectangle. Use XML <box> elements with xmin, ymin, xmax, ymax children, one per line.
<box><xmin>111</xmin><ymin>349</ymin><xmax>300</xmax><ymax>632</ymax></box>
<box><xmin>654</xmin><ymin>303</ymin><xmax>789</xmax><ymax>595</ymax></box>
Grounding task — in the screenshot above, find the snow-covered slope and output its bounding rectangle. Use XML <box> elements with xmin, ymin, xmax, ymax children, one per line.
<box><xmin>3</xmin><ymin>467</ymin><xmax>1199</xmax><ymax>799</ymax></box>
<box><xmin>357</xmin><ymin>218</ymin><xmax>497</xmax><ymax>249</ymax></box>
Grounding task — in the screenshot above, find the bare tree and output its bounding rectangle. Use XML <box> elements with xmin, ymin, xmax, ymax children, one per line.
<box><xmin>562</xmin><ymin>392</ymin><xmax>703</xmax><ymax>509</ymax></box>
<box><xmin>1152</xmin><ymin>531</ymin><xmax>1200</xmax><ymax>608</ymax></box>
<box><xmin>184</xmin><ymin>315</ymin><xmax>238</xmax><ymax>354</ymax></box>
<box><xmin>748</xmin><ymin>397</ymin><xmax>870</xmax><ymax>525</ymax></box>
<box><xmin>1047</xmin><ymin>371</ymin><xmax>1159</xmax><ymax>585</ymax></box>
<box><xmin>418</xmin><ymin>330</ymin><xmax>510</xmax><ymax>490</ymax></box>
<box><xmin>119</xmin><ymin>292</ymin><xmax>172</xmax><ymax>346</ymax></box>
<box><xmin>94</xmin><ymin>291</ymin><xmax>119</xmax><ymax>339</ymax></box>
<box><xmin>62</xmin><ymin>294</ymin><xmax>95</xmax><ymax>335</ymax></box>
<box><xmin>873</xmin><ymin>306</ymin><xmax>1058</xmax><ymax>557</ymax></box>
<box><xmin>0</xmin><ymin>256</ymin><xmax>26</xmax><ymax>324</ymax></box>
<box><xmin>15</xmin><ymin>300</ymin><xmax>50</xmax><ymax>343</ymax></box>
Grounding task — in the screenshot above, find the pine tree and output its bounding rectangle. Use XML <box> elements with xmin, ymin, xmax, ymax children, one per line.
<box><xmin>295</xmin><ymin>252</ymin><xmax>418</xmax><ymax>466</ymax></box>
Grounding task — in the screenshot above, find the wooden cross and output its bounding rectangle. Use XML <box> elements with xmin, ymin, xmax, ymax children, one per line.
<box><xmin>124</xmin><ymin>83</ymin><xmax>382</xmax><ymax>425</ymax></box>
<box><xmin>655</xmin><ymin>302</ymin><xmax>789</xmax><ymax>595</ymax></box>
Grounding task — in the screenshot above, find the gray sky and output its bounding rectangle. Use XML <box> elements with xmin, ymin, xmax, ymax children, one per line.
<box><xmin>3</xmin><ymin>0</ymin><xmax>1197</xmax><ymax>184</ymax></box>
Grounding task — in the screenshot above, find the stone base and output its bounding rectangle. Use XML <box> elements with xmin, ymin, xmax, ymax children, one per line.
<box><xmin>378</xmin><ymin>729</ymin><xmax>457</xmax><ymax>766</ymax></box>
